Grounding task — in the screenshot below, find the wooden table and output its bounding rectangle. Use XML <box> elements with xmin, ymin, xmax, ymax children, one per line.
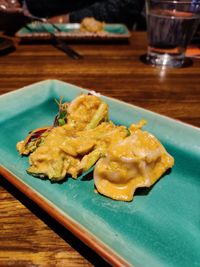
<box><xmin>0</xmin><ymin>32</ymin><xmax>200</xmax><ymax>266</ymax></box>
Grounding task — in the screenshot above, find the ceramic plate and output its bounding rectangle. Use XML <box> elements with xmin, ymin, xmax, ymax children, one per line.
<box><xmin>16</xmin><ymin>23</ymin><xmax>131</xmax><ymax>41</ymax></box>
<box><xmin>0</xmin><ymin>80</ymin><xmax>200</xmax><ymax>267</ymax></box>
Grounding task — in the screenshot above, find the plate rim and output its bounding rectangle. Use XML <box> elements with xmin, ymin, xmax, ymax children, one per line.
<box><xmin>15</xmin><ymin>22</ymin><xmax>131</xmax><ymax>40</ymax></box>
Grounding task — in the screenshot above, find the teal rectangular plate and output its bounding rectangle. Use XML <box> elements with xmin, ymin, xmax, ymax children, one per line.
<box><xmin>16</xmin><ymin>23</ymin><xmax>131</xmax><ymax>41</ymax></box>
<box><xmin>0</xmin><ymin>80</ymin><xmax>200</xmax><ymax>267</ymax></box>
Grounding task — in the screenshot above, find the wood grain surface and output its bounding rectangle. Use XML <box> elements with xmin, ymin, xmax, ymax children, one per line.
<box><xmin>0</xmin><ymin>31</ymin><xmax>200</xmax><ymax>267</ymax></box>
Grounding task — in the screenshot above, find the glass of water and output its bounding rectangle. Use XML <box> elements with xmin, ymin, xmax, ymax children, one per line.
<box><xmin>145</xmin><ymin>0</ymin><xmax>200</xmax><ymax>68</ymax></box>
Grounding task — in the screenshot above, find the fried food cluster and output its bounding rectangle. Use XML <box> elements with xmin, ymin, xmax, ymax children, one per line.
<box><xmin>17</xmin><ymin>94</ymin><xmax>174</xmax><ymax>201</ymax></box>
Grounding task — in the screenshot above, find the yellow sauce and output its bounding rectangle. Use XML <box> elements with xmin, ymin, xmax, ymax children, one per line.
<box><xmin>28</xmin><ymin>122</ymin><xmax>128</xmax><ymax>180</ymax></box>
<box><xmin>17</xmin><ymin>94</ymin><xmax>174</xmax><ymax>202</ymax></box>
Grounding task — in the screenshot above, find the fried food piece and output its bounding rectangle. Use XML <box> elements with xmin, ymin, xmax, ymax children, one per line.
<box><xmin>80</xmin><ymin>17</ymin><xmax>105</xmax><ymax>34</ymax></box>
<box><xmin>67</xmin><ymin>94</ymin><xmax>109</xmax><ymax>130</ymax></box>
<box><xmin>28</xmin><ymin>125</ymin><xmax>80</xmax><ymax>181</ymax></box>
<box><xmin>94</xmin><ymin>128</ymin><xmax>174</xmax><ymax>201</ymax></box>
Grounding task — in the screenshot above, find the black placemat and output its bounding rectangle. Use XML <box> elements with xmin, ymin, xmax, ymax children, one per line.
<box><xmin>0</xmin><ymin>37</ymin><xmax>15</xmax><ymax>55</ymax></box>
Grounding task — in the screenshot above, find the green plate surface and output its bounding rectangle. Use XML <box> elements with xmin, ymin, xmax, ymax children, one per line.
<box><xmin>0</xmin><ymin>80</ymin><xmax>200</xmax><ymax>267</ymax></box>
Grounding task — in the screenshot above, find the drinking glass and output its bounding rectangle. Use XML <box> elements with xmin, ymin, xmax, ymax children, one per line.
<box><xmin>145</xmin><ymin>0</ymin><xmax>200</xmax><ymax>67</ymax></box>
